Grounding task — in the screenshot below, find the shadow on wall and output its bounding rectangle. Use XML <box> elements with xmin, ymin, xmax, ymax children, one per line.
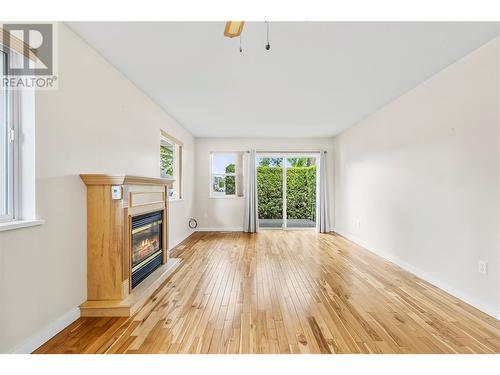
<box><xmin>0</xmin><ymin>175</ymin><xmax>86</xmax><ymax>353</ymax></box>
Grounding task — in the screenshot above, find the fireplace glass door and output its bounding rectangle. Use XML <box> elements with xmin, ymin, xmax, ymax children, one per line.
<box><xmin>131</xmin><ymin>211</ymin><xmax>163</xmax><ymax>277</ymax></box>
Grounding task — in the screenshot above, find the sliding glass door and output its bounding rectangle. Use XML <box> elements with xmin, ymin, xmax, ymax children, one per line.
<box><xmin>257</xmin><ymin>154</ymin><xmax>318</xmax><ymax>229</ymax></box>
<box><xmin>256</xmin><ymin>157</ymin><xmax>283</xmax><ymax>228</ymax></box>
<box><xmin>285</xmin><ymin>157</ymin><xmax>317</xmax><ymax>228</ymax></box>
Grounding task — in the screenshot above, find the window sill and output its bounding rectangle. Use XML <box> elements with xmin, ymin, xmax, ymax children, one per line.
<box><xmin>168</xmin><ymin>198</ymin><xmax>183</xmax><ymax>203</ymax></box>
<box><xmin>0</xmin><ymin>219</ymin><xmax>45</xmax><ymax>232</ymax></box>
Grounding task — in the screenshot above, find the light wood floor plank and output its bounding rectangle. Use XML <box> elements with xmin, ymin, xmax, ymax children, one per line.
<box><xmin>34</xmin><ymin>231</ymin><xmax>500</xmax><ymax>354</ymax></box>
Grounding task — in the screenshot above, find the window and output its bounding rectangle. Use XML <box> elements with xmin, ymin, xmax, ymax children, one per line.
<box><xmin>160</xmin><ymin>138</ymin><xmax>174</xmax><ymax>177</ymax></box>
<box><xmin>0</xmin><ymin>43</ymin><xmax>39</xmax><ymax>230</ymax></box>
<box><xmin>0</xmin><ymin>48</ymin><xmax>13</xmax><ymax>222</ymax></box>
<box><xmin>210</xmin><ymin>153</ymin><xmax>244</xmax><ymax>197</ymax></box>
<box><xmin>160</xmin><ymin>131</ymin><xmax>183</xmax><ymax>200</ymax></box>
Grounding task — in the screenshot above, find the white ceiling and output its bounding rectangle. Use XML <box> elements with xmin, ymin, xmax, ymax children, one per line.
<box><xmin>68</xmin><ymin>22</ymin><xmax>500</xmax><ymax>138</ymax></box>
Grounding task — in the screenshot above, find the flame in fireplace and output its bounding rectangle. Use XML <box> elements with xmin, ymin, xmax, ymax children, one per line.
<box><xmin>133</xmin><ymin>238</ymin><xmax>159</xmax><ymax>262</ymax></box>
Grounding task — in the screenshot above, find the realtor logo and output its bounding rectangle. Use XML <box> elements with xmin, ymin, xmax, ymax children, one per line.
<box><xmin>0</xmin><ymin>22</ymin><xmax>58</xmax><ymax>89</ymax></box>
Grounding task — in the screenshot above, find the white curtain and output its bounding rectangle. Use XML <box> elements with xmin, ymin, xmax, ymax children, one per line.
<box><xmin>243</xmin><ymin>150</ymin><xmax>258</xmax><ymax>232</ymax></box>
<box><xmin>317</xmin><ymin>150</ymin><xmax>331</xmax><ymax>233</ymax></box>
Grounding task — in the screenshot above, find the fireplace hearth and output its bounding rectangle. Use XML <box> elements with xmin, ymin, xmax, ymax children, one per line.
<box><xmin>131</xmin><ymin>210</ymin><xmax>163</xmax><ymax>288</ymax></box>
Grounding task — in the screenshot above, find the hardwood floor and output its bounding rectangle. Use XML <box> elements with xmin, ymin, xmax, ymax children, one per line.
<box><xmin>34</xmin><ymin>231</ymin><xmax>500</xmax><ymax>354</ymax></box>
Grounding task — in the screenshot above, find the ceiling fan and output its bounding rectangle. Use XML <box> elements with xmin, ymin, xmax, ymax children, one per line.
<box><xmin>224</xmin><ymin>21</ymin><xmax>245</xmax><ymax>38</ymax></box>
<box><xmin>224</xmin><ymin>21</ymin><xmax>271</xmax><ymax>51</ymax></box>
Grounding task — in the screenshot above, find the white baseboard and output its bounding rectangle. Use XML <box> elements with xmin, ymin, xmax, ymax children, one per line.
<box><xmin>196</xmin><ymin>227</ymin><xmax>243</xmax><ymax>232</ymax></box>
<box><xmin>169</xmin><ymin>230</ymin><xmax>195</xmax><ymax>250</ymax></box>
<box><xmin>9</xmin><ymin>307</ymin><xmax>80</xmax><ymax>354</ymax></box>
<box><xmin>332</xmin><ymin>228</ymin><xmax>500</xmax><ymax>320</ymax></box>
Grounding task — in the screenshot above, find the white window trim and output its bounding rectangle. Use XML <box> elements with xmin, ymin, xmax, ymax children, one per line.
<box><xmin>0</xmin><ymin>46</ymin><xmax>40</xmax><ymax>230</ymax></box>
<box><xmin>209</xmin><ymin>152</ymin><xmax>239</xmax><ymax>198</ymax></box>
<box><xmin>0</xmin><ymin>47</ymin><xmax>16</xmax><ymax>223</ymax></box>
<box><xmin>160</xmin><ymin>131</ymin><xmax>183</xmax><ymax>201</ymax></box>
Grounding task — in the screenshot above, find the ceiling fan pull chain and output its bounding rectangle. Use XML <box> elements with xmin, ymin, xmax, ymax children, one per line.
<box><xmin>240</xmin><ymin>33</ymin><xmax>243</xmax><ymax>53</ymax></box>
<box><xmin>265</xmin><ymin>21</ymin><xmax>271</xmax><ymax>50</ymax></box>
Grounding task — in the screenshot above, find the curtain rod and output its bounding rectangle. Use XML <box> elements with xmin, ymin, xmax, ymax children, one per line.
<box><xmin>251</xmin><ymin>150</ymin><xmax>326</xmax><ymax>154</ymax></box>
<box><xmin>209</xmin><ymin>150</ymin><xmax>326</xmax><ymax>154</ymax></box>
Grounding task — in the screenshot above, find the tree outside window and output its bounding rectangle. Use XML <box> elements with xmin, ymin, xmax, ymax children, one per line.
<box><xmin>160</xmin><ymin>141</ymin><xmax>174</xmax><ymax>177</ymax></box>
<box><xmin>211</xmin><ymin>153</ymin><xmax>238</xmax><ymax>197</ymax></box>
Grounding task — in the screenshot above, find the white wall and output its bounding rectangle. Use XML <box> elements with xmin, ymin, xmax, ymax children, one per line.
<box><xmin>0</xmin><ymin>23</ymin><xmax>195</xmax><ymax>353</ymax></box>
<box><xmin>333</xmin><ymin>37</ymin><xmax>500</xmax><ymax>318</ymax></box>
<box><xmin>194</xmin><ymin>138</ymin><xmax>335</xmax><ymax>230</ymax></box>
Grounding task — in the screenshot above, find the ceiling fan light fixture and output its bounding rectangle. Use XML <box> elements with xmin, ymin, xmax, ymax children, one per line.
<box><xmin>224</xmin><ymin>21</ymin><xmax>245</xmax><ymax>38</ymax></box>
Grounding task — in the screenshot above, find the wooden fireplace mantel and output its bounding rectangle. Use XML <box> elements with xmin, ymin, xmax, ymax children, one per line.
<box><xmin>80</xmin><ymin>174</ymin><xmax>175</xmax><ymax>186</ymax></box>
<box><xmin>78</xmin><ymin>174</ymin><xmax>179</xmax><ymax>317</ymax></box>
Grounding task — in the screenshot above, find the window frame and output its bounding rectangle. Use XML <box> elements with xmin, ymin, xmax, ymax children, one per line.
<box><xmin>160</xmin><ymin>130</ymin><xmax>183</xmax><ymax>201</ymax></box>
<box><xmin>209</xmin><ymin>152</ymin><xmax>239</xmax><ymax>198</ymax></box>
<box><xmin>0</xmin><ymin>46</ymin><xmax>18</xmax><ymax>223</ymax></box>
<box><xmin>0</xmin><ymin>44</ymin><xmax>41</xmax><ymax>231</ymax></box>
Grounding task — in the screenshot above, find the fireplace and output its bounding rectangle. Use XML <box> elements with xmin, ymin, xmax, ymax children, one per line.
<box><xmin>131</xmin><ymin>210</ymin><xmax>163</xmax><ymax>289</ymax></box>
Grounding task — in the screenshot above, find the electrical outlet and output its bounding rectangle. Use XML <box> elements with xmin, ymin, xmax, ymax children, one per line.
<box><xmin>478</xmin><ymin>261</ymin><xmax>488</xmax><ymax>275</ymax></box>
